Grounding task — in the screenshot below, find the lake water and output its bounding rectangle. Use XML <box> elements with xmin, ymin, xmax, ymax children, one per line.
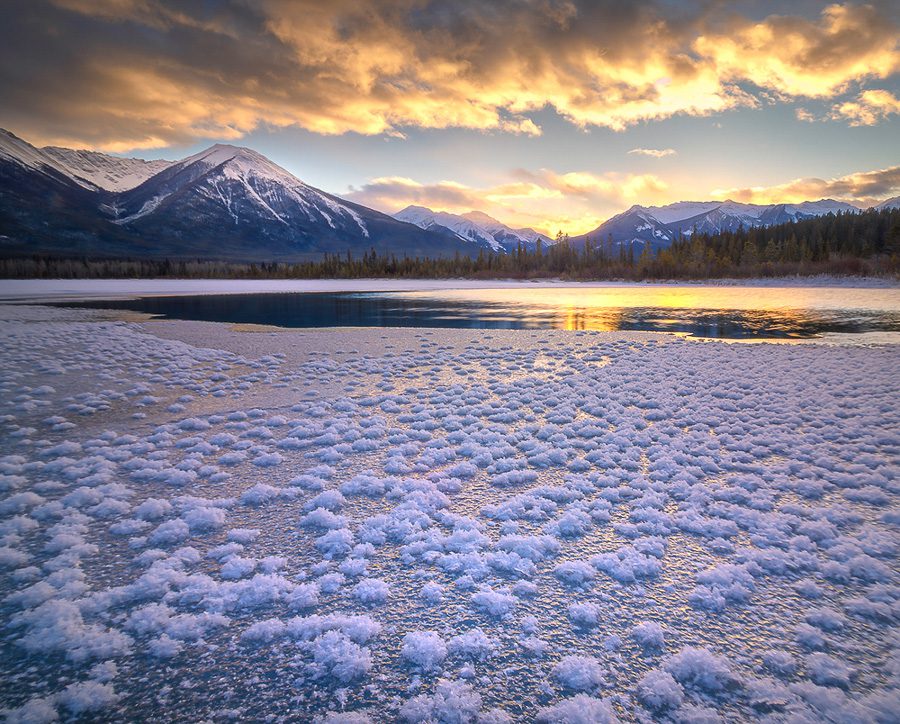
<box><xmin>60</xmin><ymin>285</ymin><xmax>900</xmax><ymax>340</ymax></box>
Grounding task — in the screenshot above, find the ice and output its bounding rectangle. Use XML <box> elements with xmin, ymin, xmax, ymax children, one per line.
<box><xmin>447</xmin><ymin>629</ymin><xmax>496</xmax><ymax>661</ymax></box>
<box><xmin>353</xmin><ymin>578</ymin><xmax>390</xmax><ymax>605</ymax></box>
<box><xmin>57</xmin><ymin>681</ymin><xmax>119</xmax><ymax>714</ymax></box>
<box><xmin>806</xmin><ymin>652</ymin><xmax>853</xmax><ymax>688</ymax></box>
<box><xmin>471</xmin><ymin>586</ymin><xmax>517</xmax><ymax>618</ymax></box>
<box><xmin>309</xmin><ymin>631</ymin><xmax>373</xmax><ymax>683</ymax></box>
<box><xmin>12</xmin><ymin>599</ymin><xmax>133</xmax><ymax>662</ymax></box>
<box><xmin>664</xmin><ymin>646</ymin><xmax>739</xmax><ymax>693</ymax></box>
<box><xmin>630</xmin><ymin>621</ymin><xmax>666</xmax><ymax>650</ymax></box>
<box><xmin>636</xmin><ymin>669</ymin><xmax>684</xmax><ymax>711</ymax></box>
<box><xmin>552</xmin><ymin>655</ymin><xmax>604</xmax><ymax>691</ymax></box>
<box><xmin>1</xmin><ymin>303</ymin><xmax>897</xmax><ymax>721</ymax></box>
<box><xmin>553</xmin><ymin>561</ymin><xmax>595</xmax><ymax>587</ymax></box>
<box><xmin>567</xmin><ymin>602</ymin><xmax>600</xmax><ymax>628</ymax></box>
<box><xmin>535</xmin><ymin>694</ymin><xmax>617</xmax><ymax>723</ymax></box>
<box><xmin>400</xmin><ymin>679</ymin><xmax>484</xmax><ymax>723</ymax></box>
<box><xmin>401</xmin><ymin>631</ymin><xmax>447</xmax><ymax>672</ymax></box>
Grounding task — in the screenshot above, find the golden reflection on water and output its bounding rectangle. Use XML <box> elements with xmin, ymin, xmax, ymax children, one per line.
<box><xmin>395</xmin><ymin>285</ymin><xmax>900</xmax><ymax>335</ymax></box>
<box><xmin>402</xmin><ymin>285</ymin><xmax>900</xmax><ymax>311</ymax></box>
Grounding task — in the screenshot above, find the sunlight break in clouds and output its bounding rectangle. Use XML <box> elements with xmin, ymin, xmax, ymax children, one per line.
<box><xmin>348</xmin><ymin>170</ymin><xmax>671</xmax><ymax>235</ymax></box>
<box><xmin>2</xmin><ymin>1</ymin><xmax>898</xmax><ymax>150</ymax></box>
<box><xmin>711</xmin><ymin>165</ymin><xmax>900</xmax><ymax>206</ymax></box>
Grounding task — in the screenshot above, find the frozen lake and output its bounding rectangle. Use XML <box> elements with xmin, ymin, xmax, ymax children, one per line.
<box><xmin>57</xmin><ymin>285</ymin><xmax>900</xmax><ymax>340</ymax></box>
<box><xmin>0</xmin><ymin>300</ymin><xmax>897</xmax><ymax>722</ymax></box>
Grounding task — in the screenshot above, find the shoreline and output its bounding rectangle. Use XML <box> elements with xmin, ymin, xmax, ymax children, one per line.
<box><xmin>1</xmin><ymin>274</ymin><xmax>897</xmax><ymax>302</ymax></box>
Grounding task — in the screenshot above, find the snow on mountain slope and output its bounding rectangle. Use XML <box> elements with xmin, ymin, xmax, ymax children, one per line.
<box><xmin>395</xmin><ymin>206</ymin><xmax>551</xmax><ymax>253</ymax></box>
<box><xmin>642</xmin><ymin>199</ymin><xmax>859</xmax><ymax>232</ymax></box>
<box><xmin>395</xmin><ymin>206</ymin><xmax>503</xmax><ymax>251</ymax></box>
<box><xmin>0</xmin><ymin>129</ymin><xmax>56</xmax><ymax>172</ymax></box>
<box><xmin>0</xmin><ymin>130</ymin><xmax>171</xmax><ymax>193</ymax></box>
<box><xmin>41</xmin><ymin>146</ymin><xmax>173</xmax><ymax>192</ymax></box>
<box><xmin>786</xmin><ymin>199</ymin><xmax>861</xmax><ymax>216</ymax></box>
<box><xmin>461</xmin><ymin>210</ymin><xmax>553</xmax><ymax>247</ymax></box>
<box><xmin>642</xmin><ymin>201</ymin><xmax>722</xmax><ymax>224</ymax></box>
<box><xmin>115</xmin><ymin>143</ymin><xmax>368</xmax><ymax>236</ymax></box>
<box><xmin>571</xmin><ymin>196</ymin><xmax>864</xmax><ymax>250</ymax></box>
<box><xmin>875</xmin><ymin>195</ymin><xmax>900</xmax><ymax>210</ymax></box>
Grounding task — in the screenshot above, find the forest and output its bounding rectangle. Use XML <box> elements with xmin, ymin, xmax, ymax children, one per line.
<box><xmin>2</xmin><ymin>207</ymin><xmax>897</xmax><ymax>280</ymax></box>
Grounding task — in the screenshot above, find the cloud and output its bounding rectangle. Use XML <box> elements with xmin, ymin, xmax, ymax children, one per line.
<box><xmin>0</xmin><ymin>1</ymin><xmax>897</xmax><ymax>150</ymax></box>
<box><xmin>830</xmin><ymin>89</ymin><xmax>900</xmax><ymax>126</ymax></box>
<box><xmin>695</xmin><ymin>4</ymin><xmax>899</xmax><ymax>98</ymax></box>
<box><xmin>710</xmin><ymin>165</ymin><xmax>900</xmax><ymax>206</ymax></box>
<box><xmin>348</xmin><ymin>168</ymin><xmax>669</xmax><ymax>235</ymax></box>
<box><xmin>628</xmin><ymin>148</ymin><xmax>676</xmax><ymax>157</ymax></box>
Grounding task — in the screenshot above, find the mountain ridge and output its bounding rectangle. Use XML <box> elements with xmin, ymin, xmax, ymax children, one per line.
<box><xmin>394</xmin><ymin>205</ymin><xmax>553</xmax><ymax>253</ymax></box>
<box><xmin>571</xmin><ymin>198</ymin><xmax>865</xmax><ymax>251</ymax></box>
<box><xmin>0</xmin><ymin>131</ymin><xmax>470</xmax><ymax>261</ymax></box>
<box><xmin>0</xmin><ymin>128</ymin><xmax>891</xmax><ymax>261</ymax></box>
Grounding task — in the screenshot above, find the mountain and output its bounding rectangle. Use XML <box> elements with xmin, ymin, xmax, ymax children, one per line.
<box><xmin>571</xmin><ymin>205</ymin><xmax>676</xmax><ymax>251</ymax></box>
<box><xmin>461</xmin><ymin>211</ymin><xmax>554</xmax><ymax>249</ymax></box>
<box><xmin>41</xmin><ymin>146</ymin><xmax>173</xmax><ymax>192</ymax></box>
<box><xmin>0</xmin><ymin>130</ymin><xmax>469</xmax><ymax>261</ymax></box>
<box><xmin>105</xmin><ymin>144</ymin><xmax>459</xmax><ymax>259</ymax></box>
<box><xmin>0</xmin><ymin>130</ymin><xmax>140</xmax><ymax>255</ymax></box>
<box><xmin>1</xmin><ymin>128</ymin><xmax>892</xmax><ymax>262</ymax></box>
<box><xmin>395</xmin><ymin>205</ymin><xmax>552</xmax><ymax>253</ymax></box>
<box><xmin>875</xmin><ymin>195</ymin><xmax>900</xmax><ymax>210</ymax></box>
<box><xmin>572</xmin><ymin>198</ymin><xmax>863</xmax><ymax>250</ymax></box>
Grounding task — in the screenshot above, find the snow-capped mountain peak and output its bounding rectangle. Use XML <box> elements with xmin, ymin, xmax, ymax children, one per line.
<box><xmin>40</xmin><ymin>146</ymin><xmax>173</xmax><ymax>192</ymax></box>
<box><xmin>0</xmin><ymin>129</ymin><xmax>58</xmax><ymax>173</ymax></box>
<box><xmin>395</xmin><ymin>206</ymin><xmax>504</xmax><ymax>252</ymax></box>
<box><xmin>0</xmin><ymin>129</ymin><xmax>174</xmax><ymax>192</ymax></box>
<box><xmin>115</xmin><ymin>142</ymin><xmax>368</xmax><ymax>235</ymax></box>
<box><xmin>395</xmin><ymin>206</ymin><xmax>552</xmax><ymax>253</ymax></box>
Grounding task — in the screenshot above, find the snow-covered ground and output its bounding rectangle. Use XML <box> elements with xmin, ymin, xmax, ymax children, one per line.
<box><xmin>0</xmin><ymin>304</ymin><xmax>897</xmax><ymax>722</ymax></box>
<box><xmin>0</xmin><ymin>275</ymin><xmax>897</xmax><ymax>302</ymax></box>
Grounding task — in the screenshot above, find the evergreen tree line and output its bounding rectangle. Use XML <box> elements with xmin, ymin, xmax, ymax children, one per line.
<box><xmin>2</xmin><ymin>207</ymin><xmax>897</xmax><ymax>280</ymax></box>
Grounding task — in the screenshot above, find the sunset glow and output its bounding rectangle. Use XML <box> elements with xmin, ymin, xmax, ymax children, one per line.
<box><xmin>1</xmin><ymin>1</ymin><xmax>897</xmax><ymax>234</ymax></box>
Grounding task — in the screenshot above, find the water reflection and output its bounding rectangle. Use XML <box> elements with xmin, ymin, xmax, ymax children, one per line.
<box><xmin>60</xmin><ymin>286</ymin><xmax>900</xmax><ymax>340</ymax></box>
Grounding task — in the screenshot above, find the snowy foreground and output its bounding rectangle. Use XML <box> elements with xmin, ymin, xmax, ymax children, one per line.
<box><xmin>0</xmin><ymin>305</ymin><xmax>898</xmax><ymax>723</ymax></box>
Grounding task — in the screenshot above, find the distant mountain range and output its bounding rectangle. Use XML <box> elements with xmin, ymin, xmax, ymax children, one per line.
<box><xmin>394</xmin><ymin>206</ymin><xmax>553</xmax><ymax>253</ymax></box>
<box><xmin>569</xmin><ymin>198</ymin><xmax>878</xmax><ymax>252</ymax></box>
<box><xmin>0</xmin><ymin>128</ymin><xmax>895</xmax><ymax>262</ymax></box>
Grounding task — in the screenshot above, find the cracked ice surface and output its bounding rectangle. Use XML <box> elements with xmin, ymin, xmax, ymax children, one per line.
<box><xmin>0</xmin><ymin>304</ymin><xmax>898</xmax><ymax>723</ymax></box>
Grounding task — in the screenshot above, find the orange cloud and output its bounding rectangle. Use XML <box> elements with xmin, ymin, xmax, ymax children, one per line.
<box><xmin>830</xmin><ymin>89</ymin><xmax>900</xmax><ymax>126</ymax></box>
<box><xmin>710</xmin><ymin>165</ymin><xmax>900</xmax><ymax>206</ymax></box>
<box><xmin>695</xmin><ymin>4</ymin><xmax>899</xmax><ymax>98</ymax></box>
<box><xmin>2</xmin><ymin>1</ymin><xmax>896</xmax><ymax>151</ymax></box>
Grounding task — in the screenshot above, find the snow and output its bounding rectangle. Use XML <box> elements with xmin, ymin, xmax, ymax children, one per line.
<box><xmin>552</xmin><ymin>655</ymin><xmax>605</xmax><ymax>690</ymax></box>
<box><xmin>535</xmin><ymin>694</ymin><xmax>617</xmax><ymax>723</ymax></box>
<box><xmin>0</xmin><ymin>302</ymin><xmax>897</xmax><ymax>722</ymax></box>
<box><xmin>40</xmin><ymin>146</ymin><xmax>173</xmax><ymax>192</ymax></box>
<box><xmin>401</xmin><ymin>631</ymin><xmax>447</xmax><ymax>672</ymax></box>
<box><xmin>636</xmin><ymin>669</ymin><xmax>684</xmax><ymax>711</ymax></box>
<box><xmin>664</xmin><ymin>646</ymin><xmax>739</xmax><ymax>693</ymax></box>
<box><xmin>395</xmin><ymin>206</ymin><xmax>520</xmax><ymax>252</ymax></box>
<box><xmin>114</xmin><ymin>143</ymin><xmax>370</xmax><ymax>234</ymax></box>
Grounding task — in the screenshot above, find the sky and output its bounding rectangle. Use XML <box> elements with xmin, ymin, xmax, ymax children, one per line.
<box><xmin>1</xmin><ymin>0</ymin><xmax>899</xmax><ymax>235</ymax></box>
